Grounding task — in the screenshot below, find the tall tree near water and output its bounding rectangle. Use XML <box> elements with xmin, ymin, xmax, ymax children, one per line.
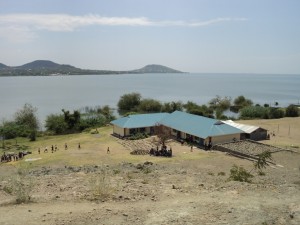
<box><xmin>138</xmin><ymin>98</ymin><xmax>162</xmax><ymax>113</ymax></box>
<box><xmin>14</xmin><ymin>103</ymin><xmax>40</xmax><ymax>141</ymax></box>
<box><xmin>233</xmin><ymin>95</ymin><xmax>253</xmax><ymax>110</ymax></box>
<box><xmin>117</xmin><ymin>92</ymin><xmax>141</xmax><ymax>114</ymax></box>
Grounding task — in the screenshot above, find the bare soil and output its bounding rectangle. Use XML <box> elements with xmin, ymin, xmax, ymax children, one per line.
<box><xmin>0</xmin><ymin>117</ymin><xmax>300</xmax><ymax>225</ymax></box>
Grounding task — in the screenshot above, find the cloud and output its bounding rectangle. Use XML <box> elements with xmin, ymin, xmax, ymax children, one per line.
<box><xmin>0</xmin><ymin>13</ymin><xmax>247</xmax><ymax>42</ymax></box>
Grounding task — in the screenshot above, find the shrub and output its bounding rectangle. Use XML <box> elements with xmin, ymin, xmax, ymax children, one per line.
<box><xmin>268</xmin><ymin>107</ymin><xmax>285</xmax><ymax>119</ymax></box>
<box><xmin>89</xmin><ymin>170</ymin><xmax>114</xmax><ymax>201</ymax></box>
<box><xmin>240</xmin><ymin>106</ymin><xmax>269</xmax><ymax>119</ymax></box>
<box><xmin>138</xmin><ymin>98</ymin><xmax>162</xmax><ymax>113</ymax></box>
<box><xmin>128</xmin><ymin>132</ymin><xmax>149</xmax><ymax>140</ymax></box>
<box><xmin>8</xmin><ymin>167</ymin><xmax>34</xmax><ymax>204</ymax></box>
<box><xmin>285</xmin><ymin>104</ymin><xmax>299</xmax><ymax>117</ymax></box>
<box><xmin>142</xmin><ymin>167</ymin><xmax>152</xmax><ymax>174</ymax></box>
<box><xmin>218</xmin><ymin>171</ymin><xmax>226</xmax><ymax>176</ymax></box>
<box><xmin>228</xmin><ymin>165</ymin><xmax>253</xmax><ymax>183</ymax></box>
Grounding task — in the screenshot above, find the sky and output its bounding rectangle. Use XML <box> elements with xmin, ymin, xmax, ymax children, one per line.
<box><xmin>0</xmin><ymin>0</ymin><xmax>299</xmax><ymax>74</ymax></box>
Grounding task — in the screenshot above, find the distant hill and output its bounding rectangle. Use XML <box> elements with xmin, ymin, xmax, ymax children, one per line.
<box><xmin>0</xmin><ymin>63</ymin><xmax>8</xmax><ymax>69</ymax></box>
<box><xmin>131</xmin><ymin>64</ymin><xmax>183</xmax><ymax>73</ymax></box>
<box><xmin>18</xmin><ymin>60</ymin><xmax>76</xmax><ymax>70</ymax></box>
<box><xmin>0</xmin><ymin>60</ymin><xmax>184</xmax><ymax>76</ymax></box>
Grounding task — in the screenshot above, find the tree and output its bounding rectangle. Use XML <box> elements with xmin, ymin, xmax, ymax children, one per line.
<box><xmin>254</xmin><ymin>151</ymin><xmax>272</xmax><ymax>171</ymax></box>
<box><xmin>45</xmin><ymin>114</ymin><xmax>68</xmax><ymax>134</ymax></box>
<box><xmin>14</xmin><ymin>103</ymin><xmax>39</xmax><ymax>141</ymax></box>
<box><xmin>62</xmin><ymin>109</ymin><xmax>81</xmax><ymax>130</ymax></box>
<box><xmin>209</xmin><ymin>95</ymin><xmax>231</xmax><ymax>112</ymax></box>
<box><xmin>253</xmin><ymin>151</ymin><xmax>273</xmax><ymax>174</ymax></box>
<box><xmin>208</xmin><ymin>96</ymin><xmax>231</xmax><ymax>119</ymax></box>
<box><xmin>233</xmin><ymin>95</ymin><xmax>253</xmax><ymax>109</ymax></box>
<box><xmin>117</xmin><ymin>92</ymin><xmax>141</xmax><ymax>114</ymax></box>
<box><xmin>183</xmin><ymin>101</ymin><xmax>214</xmax><ymax>118</ymax></box>
<box><xmin>138</xmin><ymin>98</ymin><xmax>162</xmax><ymax>113</ymax></box>
<box><xmin>268</xmin><ymin>107</ymin><xmax>285</xmax><ymax>119</ymax></box>
<box><xmin>162</xmin><ymin>101</ymin><xmax>183</xmax><ymax>113</ymax></box>
<box><xmin>154</xmin><ymin>123</ymin><xmax>172</xmax><ymax>147</ymax></box>
<box><xmin>285</xmin><ymin>104</ymin><xmax>299</xmax><ymax>117</ymax></box>
<box><xmin>97</xmin><ymin>105</ymin><xmax>116</xmax><ymax>122</ymax></box>
<box><xmin>0</xmin><ymin>121</ymin><xmax>19</xmax><ymax>140</ymax></box>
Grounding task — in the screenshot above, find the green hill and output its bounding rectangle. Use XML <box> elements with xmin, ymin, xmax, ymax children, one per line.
<box><xmin>0</xmin><ymin>60</ymin><xmax>184</xmax><ymax>76</ymax></box>
<box><xmin>131</xmin><ymin>64</ymin><xmax>182</xmax><ymax>73</ymax></box>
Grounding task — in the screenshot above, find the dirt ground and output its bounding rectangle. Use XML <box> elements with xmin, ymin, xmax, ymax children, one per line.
<box><xmin>0</xmin><ymin>117</ymin><xmax>300</xmax><ymax>225</ymax></box>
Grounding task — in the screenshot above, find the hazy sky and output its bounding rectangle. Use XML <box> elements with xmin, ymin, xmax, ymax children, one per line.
<box><xmin>0</xmin><ymin>0</ymin><xmax>299</xmax><ymax>74</ymax></box>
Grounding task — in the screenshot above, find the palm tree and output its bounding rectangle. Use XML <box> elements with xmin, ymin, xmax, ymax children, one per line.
<box><xmin>254</xmin><ymin>151</ymin><xmax>273</xmax><ymax>172</ymax></box>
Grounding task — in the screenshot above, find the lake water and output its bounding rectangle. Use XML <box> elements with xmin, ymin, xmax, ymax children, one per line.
<box><xmin>0</xmin><ymin>73</ymin><xmax>299</xmax><ymax>125</ymax></box>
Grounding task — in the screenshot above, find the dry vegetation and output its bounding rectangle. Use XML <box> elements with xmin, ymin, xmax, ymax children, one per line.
<box><xmin>0</xmin><ymin>118</ymin><xmax>300</xmax><ymax>225</ymax></box>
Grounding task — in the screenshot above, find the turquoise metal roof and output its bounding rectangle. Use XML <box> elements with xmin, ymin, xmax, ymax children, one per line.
<box><xmin>160</xmin><ymin>111</ymin><xmax>243</xmax><ymax>138</ymax></box>
<box><xmin>111</xmin><ymin>113</ymin><xmax>169</xmax><ymax>129</ymax></box>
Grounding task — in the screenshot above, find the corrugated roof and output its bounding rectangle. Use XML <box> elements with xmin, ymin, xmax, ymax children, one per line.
<box><xmin>160</xmin><ymin>111</ymin><xmax>243</xmax><ymax>138</ymax></box>
<box><xmin>222</xmin><ymin>120</ymin><xmax>260</xmax><ymax>134</ymax></box>
<box><xmin>111</xmin><ymin>113</ymin><xmax>169</xmax><ymax>129</ymax></box>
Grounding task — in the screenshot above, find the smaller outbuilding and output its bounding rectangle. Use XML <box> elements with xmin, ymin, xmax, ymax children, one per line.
<box><xmin>222</xmin><ymin>120</ymin><xmax>268</xmax><ymax>141</ymax></box>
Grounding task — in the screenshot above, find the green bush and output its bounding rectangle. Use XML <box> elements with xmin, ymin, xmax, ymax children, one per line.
<box><xmin>268</xmin><ymin>108</ymin><xmax>285</xmax><ymax>119</ymax></box>
<box><xmin>285</xmin><ymin>104</ymin><xmax>299</xmax><ymax>117</ymax></box>
<box><xmin>240</xmin><ymin>106</ymin><xmax>269</xmax><ymax>119</ymax></box>
<box><xmin>228</xmin><ymin>165</ymin><xmax>253</xmax><ymax>183</ymax></box>
<box><xmin>128</xmin><ymin>132</ymin><xmax>149</xmax><ymax>140</ymax></box>
<box><xmin>240</xmin><ymin>106</ymin><xmax>285</xmax><ymax>119</ymax></box>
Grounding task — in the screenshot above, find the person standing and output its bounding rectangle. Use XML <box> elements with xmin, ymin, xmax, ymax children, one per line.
<box><xmin>107</xmin><ymin>147</ymin><xmax>110</xmax><ymax>154</ymax></box>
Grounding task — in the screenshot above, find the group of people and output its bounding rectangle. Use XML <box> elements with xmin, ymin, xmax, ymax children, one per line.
<box><xmin>1</xmin><ymin>151</ymin><xmax>30</xmax><ymax>162</ymax></box>
<box><xmin>149</xmin><ymin>145</ymin><xmax>172</xmax><ymax>157</ymax></box>
<box><xmin>38</xmin><ymin>143</ymin><xmax>81</xmax><ymax>154</ymax></box>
